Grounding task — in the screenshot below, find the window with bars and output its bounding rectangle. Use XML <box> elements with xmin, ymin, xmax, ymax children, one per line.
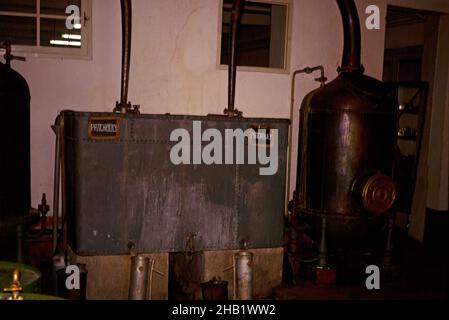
<box><xmin>0</xmin><ymin>0</ymin><xmax>91</xmax><ymax>58</ymax></box>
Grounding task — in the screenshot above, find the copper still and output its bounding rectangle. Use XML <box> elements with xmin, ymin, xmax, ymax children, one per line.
<box><xmin>293</xmin><ymin>0</ymin><xmax>398</xmax><ymax>252</ymax></box>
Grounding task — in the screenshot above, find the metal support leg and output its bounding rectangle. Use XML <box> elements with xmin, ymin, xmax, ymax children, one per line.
<box><xmin>383</xmin><ymin>216</ymin><xmax>394</xmax><ymax>267</ymax></box>
<box><xmin>16</xmin><ymin>225</ymin><xmax>24</xmax><ymax>263</ymax></box>
<box><xmin>318</xmin><ymin>217</ymin><xmax>328</xmax><ymax>268</ymax></box>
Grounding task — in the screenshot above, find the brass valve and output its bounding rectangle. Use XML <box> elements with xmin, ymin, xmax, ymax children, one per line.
<box><xmin>3</xmin><ymin>269</ymin><xmax>23</xmax><ymax>300</ymax></box>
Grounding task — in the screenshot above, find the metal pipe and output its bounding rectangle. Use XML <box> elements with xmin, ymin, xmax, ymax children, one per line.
<box><xmin>115</xmin><ymin>0</ymin><xmax>133</xmax><ymax>113</ymax></box>
<box><xmin>51</xmin><ymin>116</ymin><xmax>62</xmax><ymax>254</ymax></box>
<box><xmin>286</xmin><ymin>66</ymin><xmax>326</xmax><ymax>218</ymax></box>
<box><xmin>234</xmin><ymin>251</ymin><xmax>253</xmax><ymax>300</ymax></box>
<box><xmin>336</xmin><ymin>0</ymin><xmax>363</xmax><ymax>73</ymax></box>
<box><xmin>60</xmin><ymin>116</ymin><xmax>68</xmax><ymax>255</ymax></box>
<box><xmin>129</xmin><ymin>255</ymin><xmax>150</xmax><ymax>300</ymax></box>
<box><xmin>232</xmin><ymin>255</ymin><xmax>237</xmax><ymax>299</ymax></box>
<box><xmin>224</xmin><ymin>0</ymin><xmax>244</xmax><ymax>118</ymax></box>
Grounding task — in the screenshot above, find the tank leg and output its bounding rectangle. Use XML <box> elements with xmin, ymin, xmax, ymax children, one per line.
<box><xmin>16</xmin><ymin>225</ymin><xmax>24</xmax><ymax>263</ymax></box>
<box><xmin>383</xmin><ymin>216</ymin><xmax>394</xmax><ymax>267</ymax></box>
<box><xmin>318</xmin><ymin>217</ymin><xmax>328</xmax><ymax>268</ymax></box>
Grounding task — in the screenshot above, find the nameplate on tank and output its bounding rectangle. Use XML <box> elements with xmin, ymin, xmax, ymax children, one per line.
<box><xmin>250</xmin><ymin>125</ymin><xmax>274</xmax><ymax>148</ymax></box>
<box><xmin>88</xmin><ymin>117</ymin><xmax>120</xmax><ymax>140</ymax></box>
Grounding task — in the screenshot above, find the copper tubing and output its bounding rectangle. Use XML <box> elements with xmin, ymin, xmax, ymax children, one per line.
<box><xmin>224</xmin><ymin>0</ymin><xmax>244</xmax><ymax>117</ymax></box>
<box><xmin>286</xmin><ymin>66</ymin><xmax>326</xmax><ymax>218</ymax></box>
<box><xmin>336</xmin><ymin>0</ymin><xmax>363</xmax><ymax>73</ymax></box>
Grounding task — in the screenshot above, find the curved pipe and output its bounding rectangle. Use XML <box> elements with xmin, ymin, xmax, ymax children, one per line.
<box><xmin>115</xmin><ymin>0</ymin><xmax>132</xmax><ymax>113</ymax></box>
<box><xmin>121</xmin><ymin>0</ymin><xmax>131</xmax><ymax>108</ymax></box>
<box><xmin>336</xmin><ymin>0</ymin><xmax>363</xmax><ymax>73</ymax></box>
<box><xmin>224</xmin><ymin>0</ymin><xmax>244</xmax><ymax>118</ymax></box>
<box><xmin>286</xmin><ymin>66</ymin><xmax>326</xmax><ymax>218</ymax></box>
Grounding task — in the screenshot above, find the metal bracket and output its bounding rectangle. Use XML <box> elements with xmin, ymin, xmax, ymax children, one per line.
<box><xmin>147</xmin><ymin>259</ymin><xmax>165</xmax><ymax>300</ymax></box>
<box><xmin>184</xmin><ymin>233</ymin><xmax>197</xmax><ymax>263</ymax></box>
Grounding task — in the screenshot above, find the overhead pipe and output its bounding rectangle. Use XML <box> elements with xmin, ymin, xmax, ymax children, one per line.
<box><xmin>336</xmin><ymin>0</ymin><xmax>364</xmax><ymax>73</ymax></box>
<box><xmin>114</xmin><ymin>0</ymin><xmax>139</xmax><ymax>114</ymax></box>
<box><xmin>224</xmin><ymin>0</ymin><xmax>244</xmax><ymax>118</ymax></box>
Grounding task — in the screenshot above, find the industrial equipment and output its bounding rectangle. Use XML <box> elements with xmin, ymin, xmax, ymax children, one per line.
<box><xmin>0</xmin><ymin>41</ymin><xmax>33</xmax><ymax>230</ymax></box>
<box><xmin>291</xmin><ymin>0</ymin><xmax>398</xmax><ymax>277</ymax></box>
<box><xmin>58</xmin><ymin>0</ymin><xmax>287</xmax><ymax>299</ymax></box>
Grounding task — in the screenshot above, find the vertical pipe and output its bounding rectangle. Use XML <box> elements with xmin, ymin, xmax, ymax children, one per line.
<box><xmin>287</xmin><ymin>67</ymin><xmax>326</xmax><ymax>219</ymax></box>
<box><xmin>234</xmin><ymin>251</ymin><xmax>253</xmax><ymax>300</ymax></box>
<box><xmin>129</xmin><ymin>256</ymin><xmax>150</xmax><ymax>300</ymax></box>
<box><xmin>51</xmin><ymin>117</ymin><xmax>61</xmax><ymax>254</ymax></box>
<box><xmin>16</xmin><ymin>225</ymin><xmax>23</xmax><ymax>263</ymax></box>
<box><xmin>115</xmin><ymin>0</ymin><xmax>132</xmax><ymax>113</ymax></box>
<box><xmin>232</xmin><ymin>255</ymin><xmax>237</xmax><ymax>299</ymax></box>
<box><xmin>225</xmin><ymin>0</ymin><xmax>244</xmax><ymax>117</ymax></box>
<box><xmin>60</xmin><ymin>116</ymin><xmax>68</xmax><ymax>255</ymax></box>
<box><xmin>336</xmin><ymin>0</ymin><xmax>363</xmax><ymax>73</ymax></box>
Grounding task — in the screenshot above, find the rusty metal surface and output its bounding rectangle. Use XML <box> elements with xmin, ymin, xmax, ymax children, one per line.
<box><xmin>62</xmin><ymin>111</ymin><xmax>289</xmax><ymax>255</ymax></box>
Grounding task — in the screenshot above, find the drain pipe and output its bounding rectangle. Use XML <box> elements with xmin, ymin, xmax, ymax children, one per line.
<box><xmin>234</xmin><ymin>251</ymin><xmax>253</xmax><ymax>300</ymax></box>
<box><xmin>129</xmin><ymin>255</ymin><xmax>150</xmax><ymax>300</ymax></box>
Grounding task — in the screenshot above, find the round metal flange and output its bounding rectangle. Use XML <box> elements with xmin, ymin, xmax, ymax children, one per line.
<box><xmin>362</xmin><ymin>173</ymin><xmax>396</xmax><ymax>215</ymax></box>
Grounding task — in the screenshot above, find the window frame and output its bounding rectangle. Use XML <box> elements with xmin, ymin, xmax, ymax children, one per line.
<box><xmin>0</xmin><ymin>0</ymin><xmax>92</xmax><ymax>60</ymax></box>
<box><xmin>216</xmin><ymin>0</ymin><xmax>292</xmax><ymax>74</ymax></box>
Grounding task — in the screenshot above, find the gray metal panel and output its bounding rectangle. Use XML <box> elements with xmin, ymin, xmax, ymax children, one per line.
<box><xmin>63</xmin><ymin>111</ymin><xmax>289</xmax><ymax>255</ymax></box>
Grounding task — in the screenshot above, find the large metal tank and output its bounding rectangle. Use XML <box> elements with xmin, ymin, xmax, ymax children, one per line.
<box><xmin>295</xmin><ymin>0</ymin><xmax>398</xmax><ymax>251</ymax></box>
<box><xmin>0</xmin><ymin>45</ymin><xmax>31</xmax><ymax>226</ymax></box>
<box><xmin>63</xmin><ymin>112</ymin><xmax>289</xmax><ymax>255</ymax></box>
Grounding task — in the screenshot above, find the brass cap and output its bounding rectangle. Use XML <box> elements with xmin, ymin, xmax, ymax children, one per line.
<box><xmin>362</xmin><ymin>173</ymin><xmax>397</xmax><ymax>215</ymax></box>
